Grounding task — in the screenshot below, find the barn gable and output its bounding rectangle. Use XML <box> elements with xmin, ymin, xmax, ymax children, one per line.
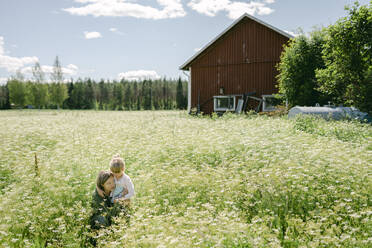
<box><xmin>180</xmin><ymin>13</ymin><xmax>292</xmax><ymax>114</ymax></box>
<box><xmin>180</xmin><ymin>13</ymin><xmax>293</xmax><ymax>71</ymax></box>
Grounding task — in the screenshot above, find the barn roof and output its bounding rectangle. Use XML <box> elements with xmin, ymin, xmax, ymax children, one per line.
<box><xmin>179</xmin><ymin>13</ymin><xmax>294</xmax><ymax>71</ymax></box>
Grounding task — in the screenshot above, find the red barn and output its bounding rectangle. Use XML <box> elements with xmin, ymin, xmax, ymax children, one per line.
<box><xmin>180</xmin><ymin>13</ymin><xmax>292</xmax><ymax>114</ymax></box>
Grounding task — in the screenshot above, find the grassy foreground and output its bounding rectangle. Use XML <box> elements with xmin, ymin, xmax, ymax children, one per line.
<box><xmin>0</xmin><ymin>110</ymin><xmax>371</xmax><ymax>247</ymax></box>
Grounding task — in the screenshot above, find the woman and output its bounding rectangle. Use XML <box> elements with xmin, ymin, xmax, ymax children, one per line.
<box><xmin>90</xmin><ymin>171</ymin><xmax>118</xmax><ymax>229</ymax></box>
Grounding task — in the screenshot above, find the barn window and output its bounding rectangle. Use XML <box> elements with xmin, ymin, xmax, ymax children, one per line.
<box><xmin>214</xmin><ymin>96</ymin><xmax>236</xmax><ymax>112</ymax></box>
<box><xmin>262</xmin><ymin>95</ymin><xmax>281</xmax><ymax>112</ymax></box>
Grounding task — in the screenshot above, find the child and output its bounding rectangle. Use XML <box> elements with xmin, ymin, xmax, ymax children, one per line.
<box><xmin>109</xmin><ymin>154</ymin><xmax>135</xmax><ymax>205</ymax></box>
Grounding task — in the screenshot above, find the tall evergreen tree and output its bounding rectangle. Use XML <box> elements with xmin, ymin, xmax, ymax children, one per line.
<box><xmin>141</xmin><ymin>81</ymin><xmax>146</xmax><ymax>109</ymax></box>
<box><xmin>64</xmin><ymin>82</ymin><xmax>75</xmax><ymax>109</ymax></box>
<box><xmin>162</xmin><ymin>79</ymin><xmax>169</xmax><ymax>109</ymax></box>
<box><xmin>71</xmin><ymin>81</ymin><xmax>84</xmax><ymax>109</ymax></box>
<box><xmin>176</xmin><ymin>77</ymin><xmax>185</xmax><ymax>109</ymax></box>
<box><xmin>152</xmin><ymin>80</ymin><xmax>160</xmax><ymax>110</ymax></box>
<box><xmin>83</xmin><ymin>79</ymin><xmax>95</xmax><ymax>109</ymax></box>
<box><xmin>0</xmin><ymin>84</ymin><xmax>11</xmax><ymax>109</ymax></box>
<box><xmin>132</xmin><ymin>81</ymin><xmax>138</xmax><ymax>110</ymax></box>
<box><xmin>182</xmin><ymin>80</ymin><xmax>188</xmax><ymax>109</ymax></box>
<box><xmin>143</xmin><ymin>80</ymin><xmax>152</xmax><ymax>110</ymax></box>
<box><xmin>113</xmin><ymin>83</ymin><xmax>124</xmax><ymax>110</ymax></box>
<box><xmin>98</xmin><ymin>80</ymin><xmax>107</xmax><ymax>109</ymax></box>
<box><xmin>124</xmin><ymin>83</ymin><xmax>132</xmax><ymax>110</ymax></box>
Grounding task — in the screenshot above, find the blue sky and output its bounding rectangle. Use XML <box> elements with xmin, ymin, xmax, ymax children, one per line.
<box><xmin>0</xmin><ymin>0</ymin><xmax>370</xmax><ymax>84</ymax></box>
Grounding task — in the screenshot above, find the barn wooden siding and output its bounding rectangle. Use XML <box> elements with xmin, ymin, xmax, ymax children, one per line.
<box><xmin>189</xmin><ymin>17</ymin><xmax>290</xmax><ymax>114</ymax></box>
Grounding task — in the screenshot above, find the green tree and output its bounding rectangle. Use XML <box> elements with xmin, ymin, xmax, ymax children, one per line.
<box><xmin>30</xmin><ymin>62</ymin><xmax>48</xmax><ymax>109</ymax></box>
<box><xmin>49</xmin><ymin>56</ymin><xmax>68</xmax><ymax>109</ymax></box>
<box><xmin>143</xmin><ymin>80</ymin><xmax>152</xmax><ymax>110</ymax></box>
<box><xmin>8</xmin><ymin>79</ymin><xmax>27</xmax><ymax>108</ymax></box>
<box><xmin>182</xmin><ymin>80</ymin><xmax>188</xmax><ymax>109</ymax></box>
<box><xmin>49</xmin><ymin>83</ymin><xmax>68</xmax><ymax>109</ymax></box>
<box><xmin>152</xmin><ymin>79</ymin><xmax>161</xmax><ymax>110</ymax></box>
<box><xmin>83</xmin><ymin>79</ymin><xmax>95</xmax><ymax>109</ymax></box>
<box><xmin>176</xmin><ymin>77</ymin><xmax>187</xmax><ymax>109</ymax></box>
<box><xmin>98</xmin><ymin>79</ymin><xmax>109</xmax><ymax>110</ymax></box>
<box><xmin>162</xmin><ymin>79</ymin><xmax>169</xmax><ymax>109</ymax></box>
<box><xmin>28</xmin><ymin>82</ymin><xmax>48</xmax><ymax>109</ymax></box>
<box><xmin>106</xmin><ymin>82</ymin><xmax>115</xmax><ymax>110</ymax></box>
<box><xmin>277</xmin><ymin>30</ymin><xmax>327</xmax><ymax>107</ymax></box>
<box><xmin>64</xmin><ymin>82</ymin><xmax>74</xmax><ymax>109</ymax></box>
<box><xmin>71</xmin><ymin>81</ymin><xmax>84</xmax><ymax>109</ymax></box>
<box><xmin>0</xmin><ymin>83</ymin><xmax>11</xmax><ymax>109</ymax></box>
<box><xmin>113</xmin><ymin>83</ymin><xmax>124</xmax><ymax>110</ymax></box>
<box><xmin>32</xmin><ymin>62</ymin><xmax>45</xmax><ymax>83</ymax></box>
<box><xmin>51</xmin><ymin>56</ymin><xmax>63</xmax><ymax>84</ymax></box>
<box><xmin>124</xmin><ymin>82</ymin><xmax>132</xmax><ymax>110</ymax></box>
<box><xmin>316</xmin><ymin>2</ymin><xmax>372</xmax><ymax>113</ymax></box>
<box><xmin>132</xmin><ymin>81</ymin><xmax>139</xmax><ymax>110</ymax></box>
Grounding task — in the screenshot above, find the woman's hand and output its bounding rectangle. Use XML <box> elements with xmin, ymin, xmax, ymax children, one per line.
<box><xmin>118</xmin><ymin>198</ymin><xmax>131</xmax><ymax>206</ymax></box>
<box><xmin>96</xmin><ymin>186</ymin><xmax>105</xmax><ymax>197</ymax></box>
<box><xmin>123</xmin><ymin>187</ymin><xmax>128</xmax><ymax>196</ymax></box>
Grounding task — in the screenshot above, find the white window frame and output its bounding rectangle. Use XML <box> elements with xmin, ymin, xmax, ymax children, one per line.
<box><xmin>214</xmin><ymin>95</ymin><xmax>236</xmax><ymax>112</ymax></box>
<box><xmin>262</xmin><ymin>94</ymin><xmax>278</xmax><ymax>112</ymax></box>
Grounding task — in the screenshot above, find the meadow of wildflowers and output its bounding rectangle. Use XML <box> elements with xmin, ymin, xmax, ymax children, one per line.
<box><xmin>0</xmin><ymin>110</ymin><xmax>371</xmax><ymax>247</ymax></box>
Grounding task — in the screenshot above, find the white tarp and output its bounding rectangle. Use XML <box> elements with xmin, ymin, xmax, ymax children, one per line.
<box><xmin>288</xmin><ymin>106</ymin><xmax>370</xmax><ymax>121</ymax></box>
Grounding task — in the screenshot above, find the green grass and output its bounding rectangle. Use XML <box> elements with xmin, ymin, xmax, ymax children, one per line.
<box><xmin>0</xmin><ymin>110</ymin><xmax>371</xmax><ymax>247</ymax></box>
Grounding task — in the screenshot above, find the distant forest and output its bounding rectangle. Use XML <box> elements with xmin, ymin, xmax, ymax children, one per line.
<box><xmin>0</xmin><ymin>77</ymin><xmax>188</xmax><ymax>110</ymax></box>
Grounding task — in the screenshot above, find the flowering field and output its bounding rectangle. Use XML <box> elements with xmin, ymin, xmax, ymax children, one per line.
<box><xmin>0</xmin><ymin>110</ymin><xmax>371</xmax><ymax>247</ymax></box>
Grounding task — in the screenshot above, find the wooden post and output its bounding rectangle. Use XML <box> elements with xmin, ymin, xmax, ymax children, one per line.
<box><xmin>34</xmin><ymin>153</ymin><xmax>39</xmax><ymax>177</ymax></box>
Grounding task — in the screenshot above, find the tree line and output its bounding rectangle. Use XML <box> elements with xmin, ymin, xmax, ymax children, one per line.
<box><xmin>277</xmin><ymin>2</ymin><xmax>371</xmax><ymax>114</ymax></box>
<box><xmin>0</xmin><ymin>58</ymin><xmax>188</xmax><ymax>111</ymax></box>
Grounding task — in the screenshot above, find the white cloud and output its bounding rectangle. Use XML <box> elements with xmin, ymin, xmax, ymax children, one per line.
<box><xmin>188</xmin><ymin>0</ymin><xmax>274</xmax><ymax>19</ymax></box>
<box><xmin>283</xmin><ymin>30</ymin><xmax>299</xmax><ymax>37</ymax></box>
<box><xmin>0</xmin><ymin>36</ymin><xmax>39</xmax><ymax>72</ymax></box>
<box><xmin>118</xmin><ymin>70</ymin><xmax>161</xmax><ymax>81</ymax></box>
<box><xmin>66</xmin><ymin>64</ymin><xmax>79</xmax><ymax>72</ymax></box>
<box><xmin>0</xmin><ymin>55</ymin><xmax>39</xmax><ymax>73</ymax></box>
<box><xmin>264</xmin><ymin>0</ymin><xmax>275</xmax><ymax>3</ymax></box>
<box><xmin>0</xmin><ymin>37</ymin><xmax>4</xmax><ymax>55</ymax></box>
<box><xmin>63</xmin><ymin>0</ymin><xmax>186</xmax><ymax>20</ymax></box>
<box><xmin>0</xmin><ymin>77</ymin><xmax>8</xmax><ymax>85</ymax></box>
<box><xmin>84</xmin><ymin>31</ymin><xmax>102</xmax><ymax>39</ymax></box>
<box><xmin>0</xmin><ymin>36</ymin><xmax>79</xmax><ymax>79</ymax></box>
<box><xmin>109</xmin><ymin>27</ymin><xmax>125</xmax><ymax>35</ymax></box>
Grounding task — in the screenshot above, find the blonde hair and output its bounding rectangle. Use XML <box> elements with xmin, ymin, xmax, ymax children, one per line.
<box><xmin>109</xmin><ymin>154</ymin><xmax>125</xmax><ymax>173</ymax></box>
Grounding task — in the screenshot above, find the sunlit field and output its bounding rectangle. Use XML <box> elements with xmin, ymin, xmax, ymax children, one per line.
<box><xmin>0</xmin><ymin>110</ymin><xmax>371</xmax><ymax>247</ymax></box>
